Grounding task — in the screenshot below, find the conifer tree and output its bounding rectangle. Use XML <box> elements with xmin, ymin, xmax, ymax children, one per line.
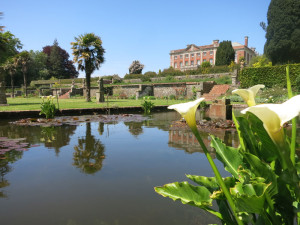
<box><xmin>215</xmin><ymin>41</ymin><xmax>235</xmax><ymax>66</ymax></box>
<box><xmin>264</xmin><ymin>0</ymin><xmax>300</xmax><ymax>64</ymax></box>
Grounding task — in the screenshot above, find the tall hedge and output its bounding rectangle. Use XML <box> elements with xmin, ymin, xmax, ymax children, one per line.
<box><xmin>239</xmin><ymin>64</ymin><xmax>300</xmax><ymax>88</ymax></box>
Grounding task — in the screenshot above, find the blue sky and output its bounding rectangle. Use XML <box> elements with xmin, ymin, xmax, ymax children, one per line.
<box><xmin>2</xmin><ymin>0</ymin><xmax>271</xmax><ymax>78</ymax></box>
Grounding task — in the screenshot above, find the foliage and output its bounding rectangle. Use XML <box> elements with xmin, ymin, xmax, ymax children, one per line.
<box><xmin>264</xmin><ymin>0</ymin><xmax>300</xmax><ymax>64</ymax></box>
<box><xmin>141</xmin><ymin>99</ymin><xmax>154</xmax><ymax>114</ymax></box>
<box><xmin>249</xmin><ymin>55</ymin><xmax>272</xmax><ymax>67</ymax></box>
<box><xmin>39</xmin><ymin>95</ymin><xmax>57</xmax><ymax>119</ymax></box>
<box><xmin>15</xmin><ymin>51</ymin><xmax>31</xmax><ymax>97</ymax></box>
<box><xmin>215</xmin><ymin>40</ymin><xmax>235</xmax><ymax>66</ymax></box>
<box><xmin>240</xmin><ymin>63</ymin><xmax>300</xmax><ymax>88</ymax></box>
<box><xmin>129</xmin><ymin>60</ymin><xmax>144</xmax><ymax>74</ymax></box>
<box><xmin>43</xmin><ymin>40</ymin><xmax>78</xmax><ymax>79</ymax></box>
<box><xmin>215</xmin><ymin>75</ymin><xmax>232</xmax><ymax>84</ymax></box>
<box><xmin>200</xmin><ymin>61</ymin><xmax>211</xmax><ymax>68</ymax></box>
<box><xmin>0</xmin><ymin>31</ymin><xmax>22</xmax><ymax>65</ymax></box>
<box><xmin>227</xmin><ymin>95</ymin><xmax>244</xmax><ymax>103</ymax></box>
<box><xmin>201</xmin><ymin>61</ymin><xmax>212</xmax><ymax>74</ymax></box>
<box><xmin>259</xmin><ymin>84</ymin><xmax>288</xmax><ymax>103</ymax></box>
<box><xmin>71</xmin><ymin>33</ymin><xmax>105</xmax><ymax>102</ymax></box>
<box><xmin>156</xmin><ymin>96</ymin><xmax>300</xmax><ymax>224</ymax></box>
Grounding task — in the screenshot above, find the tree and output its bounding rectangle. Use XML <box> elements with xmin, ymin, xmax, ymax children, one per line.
<box><xmin>129</xmin><ymin>60</ymin><xmax>144</xmax><ymax>74</ymax></box>
<box><xmin>0</xmin><ymin>31</ymin><xmax>22</xmax><ymax>65</ymax></box>
<box><xmin>264</xmin><ymin>0</ymin><xmax>300</xmax><ymax>64</ymax></box>
<box><xmin>28</xmin><ymin>50</ymin><xmax>48</xmax><ymax>80</ymax></box>
<box><xmin>15</xmin><ymin>51</ymin><xmax>31</xmax><ymax>97</ymax></box>
<box><xmin>2</xmin><ymin>57</ymin><xmax>17</xmax><ymax>97</ymax></box>
<box><xmin>71</xmin><ymin>33</ymin><xmax>105</xmax><ymax>102</ymax></box>
<box><xmin>215</xmin><ymin>41</ymin><xmax>235</xmax><ymax>66</ymax></box>
<box><xmin>42</xmin><ymin>40</ymin><xmax>78</xmax><ymax>79</ymax></box>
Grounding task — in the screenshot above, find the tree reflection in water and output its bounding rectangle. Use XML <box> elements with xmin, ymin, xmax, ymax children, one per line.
<box><xmin>123</xmin><ymin>121</ymin><xmax>144</xmax><ymax>137</ymax></box>
<box><xmin>73</xmin><ymin>123</ymin><xmax>105</xmax><ymax>174</ymax></box>
<box><xmin>0</xmin><ymin>150</ymin><xmax>23</xmax><ymax>198</ymax></box>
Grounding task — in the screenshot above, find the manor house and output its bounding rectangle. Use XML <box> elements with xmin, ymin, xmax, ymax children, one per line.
<box><xmin>170</xmin><ymin>36</ymin><xmax>257</xmax><ymax>71</ymax></box>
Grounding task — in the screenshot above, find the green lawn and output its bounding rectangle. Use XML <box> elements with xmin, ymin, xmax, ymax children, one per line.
<box><xmin>0</xmin><ymin>97</ymin><xmax>190</xmax><ymax>111</ymax></box>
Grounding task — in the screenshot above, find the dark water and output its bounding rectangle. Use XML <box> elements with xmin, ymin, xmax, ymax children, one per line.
<box><xmin>0</xmin><ymin>111</ymin><xmax>248</xmax><ymax>225</ymax></box>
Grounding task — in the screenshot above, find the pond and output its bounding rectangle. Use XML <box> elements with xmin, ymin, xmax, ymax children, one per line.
<box><xmin>0</xmin><ymin>111</ymin><xmax>296</xmax><ymax>225</ymax></box>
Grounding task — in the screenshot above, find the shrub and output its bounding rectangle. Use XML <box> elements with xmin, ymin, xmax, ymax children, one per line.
<box><xmin>141</xmin><ymin>100</ymin><xmax>154</xmax><ymax>114</ymax></box>
<box><xmin>40</xmin><ymin>96</ymin><xmax>57</xmax><ymax>119</ymax></box>
<box><xmin>239</xmin><ymin>63</ymin><xmax>300</xmax><ymax>88</ymax></box>
<box><xmin>169</xmin><ymin>95</ymin><xmax>176</xmax><ymax>100</ymax></box>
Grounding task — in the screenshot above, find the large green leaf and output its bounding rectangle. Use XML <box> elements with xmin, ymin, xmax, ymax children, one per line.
<box><xmin>186</xmin><ymin>174</ymin><xmax>235</xmax><ymax>192</ymax></box>
<box><xmin>236</xmin><ymin>113</ymin><xmax>278</xmax><ymax>162</ymax></box>
<box><xmin>244</xmin><ymin>153</ymin><xmax>278</xmax><ymax>197</ymax></box>
<box><xmin>210</xmin><ymin>136</ymin><xmax>243</xmax><ymax>179</ymax></box>
<box><xmin>154</xmin><ymin>181</ymin><xmax>224</xmax><ymax>220</ymax></box>
<box><xmin>230</xmin><ymin>182</ymin><xmax>270</xmax><ymax>213</ymax></box>
<box><xmin>154</xmin><ymin>181</ymin><xmax>212</xmax><ymax>207</ymax></box>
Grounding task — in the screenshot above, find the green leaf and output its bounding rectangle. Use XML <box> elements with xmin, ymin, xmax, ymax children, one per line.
<box><xmin>243</xmin><ymin>153</ymin><xmax>278</xmax><ymax>197</ymax></box>
<box><xmin>236</xmin><ymin>113</ymin><xmax>278</xmax><ymax>162</ymax></box>
<box><xmin>186</xmin><ymin>174</ymin><xmax>235</xmax><ymax>192</ymax></box>
<box><xmin>210</xmin><ymin>136</ymin><xmax>243</xmax><ymax>179</ymax></box>
<box><xmin>155</xmin><ymin>181</ymin><xmax>225</xmax><ymax>220</ymax></box>
<box><xmin>154</xmin><ymin>181</ymin><xmax>212</xmax><ymax>208</ymax></box>
<box><xmin>230</xmin><ymin>182</ymin><xmax>270</xmax><ymax>213</ymax></box>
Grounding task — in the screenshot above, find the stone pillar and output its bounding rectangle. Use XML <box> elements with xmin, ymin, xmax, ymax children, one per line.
<box><xmin>231</xmin><ymin>69</ymin><xmax>238</xmax><ymax>86</ymax></box>
<box><xmin>208</xmin><ymin>98</ymin><xmax>232</xmax><ymax>120</ymax></box>
<box><xmin>97</xmin><ymin>78</ymin><xmax>105</xmax><ymax>102</ymax></box>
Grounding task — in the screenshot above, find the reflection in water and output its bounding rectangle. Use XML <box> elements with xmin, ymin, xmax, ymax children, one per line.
<box><xmin>0</xmin><ymin>112</ymin><xmax>298</xmax><ymax>225</ymax></box>
<box><xmin>0</xmin><ymin>150</ymin><xmax>23</xmax><ymax>198</ymax></box>
<box><xmin>73</xmin><ymin>123</ymin><xmax>105</xmax><ymax>174</ymax></box>
<box><xmin>124</xmin><ymin>121</ymin><xmax>144</xmax><ymax>137</ymax></box>
<box><xmin>40</xmin><ymin>125</ymin><xmax>77</xmax><ymax>156</ymax></box>
<box><xmin>169</xmin><ymin>127</ymin><xmax>239</xmax><ymax>155</ymax></box>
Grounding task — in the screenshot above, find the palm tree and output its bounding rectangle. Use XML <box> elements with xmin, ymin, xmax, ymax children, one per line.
<box><xmin>2</xmin><ymin>57</ymin><xmax>17</xmax><ymax>98</ymax></box>
<box><xmin>16</xmin><ymin>51</ymin><xmax>31</xmax><ymax>97</ymax></box>
<box><xmin>71</xmin><ymin>33</ymin><xmax>105</xmax><ymax>102</ymax></box>
<box><xmin>73</xmin><ymin>123</ymin><xmax>105</xmax><ymax>174</ymax></box>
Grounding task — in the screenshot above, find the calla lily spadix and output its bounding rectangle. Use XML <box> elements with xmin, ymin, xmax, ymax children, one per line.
<box><xmin>241</xmin><ymin>95</ymin><xmax>300</xmax><ymax>145</ymax></box>
<box><xmin>168</xmin><ymin>98</ymin><xmax>205</xmax><ymax>133</ymax></box>
<box><xmin>232</xmin><ymin>84</ymin><xmax>265</xmax><ymax>106</ymax></box>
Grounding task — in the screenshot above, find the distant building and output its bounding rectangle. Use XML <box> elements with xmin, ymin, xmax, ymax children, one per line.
<box><xmin>170</xmin><ymin>36</ymin><xmax>257</xmax><ymax>71</ymax></box>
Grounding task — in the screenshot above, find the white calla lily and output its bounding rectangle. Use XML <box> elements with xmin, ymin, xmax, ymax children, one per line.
<box><xmin>232</xmin><ymin>84</ymin><xmax>265</xmax><ymax>106</ymax></box>
<box><xmin>241</xmin><ymin>95</ymin><xmax>300</xmax><ymax>145</ymax></box>
<box><xmin>168</xmin><ymin>98</ymin><xmax>205</xmax><ymax>132</ymax></box>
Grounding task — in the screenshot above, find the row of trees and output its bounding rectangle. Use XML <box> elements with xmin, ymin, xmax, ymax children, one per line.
<box><xmin>1</xmin><ymin>15</ymin><xmax>105</xmax><ymax>101</ymax></box>
<box><xmin>0</xmin><ymin>35</ymin><xmax>79</xmax><ymax>96</ymax></box>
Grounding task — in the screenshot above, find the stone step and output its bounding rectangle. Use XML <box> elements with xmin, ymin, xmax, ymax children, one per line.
<box><xmin>59</xmin><ymin>90</ymin><xmax>71</xmax><ymax>99</ymax></box>
<box><xmin>202</xmin><ymin>84</ymin><xmax>230</xmax><ymax>101</ymax></box>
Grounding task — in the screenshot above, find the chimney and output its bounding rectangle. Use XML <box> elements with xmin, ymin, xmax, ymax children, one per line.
<box><xmin>244</xmin><ymin>36</ymin><xmax>248</xmax><ymax>47</ymax></box>
<box><xmin>213</xmin><ymin>40</ymin><xmax>219</xmax><ymax>47</ymax></box>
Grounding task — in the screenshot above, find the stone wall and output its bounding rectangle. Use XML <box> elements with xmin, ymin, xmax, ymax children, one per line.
<box><xmin>123</xmin><ymin>72</ymin><xmax>231</xmax><ymax>84</ymax></box>
<box><xmin>112</xmin><ymin>81</ymin><xmax>216</xmax><ymax>99</ymax></box>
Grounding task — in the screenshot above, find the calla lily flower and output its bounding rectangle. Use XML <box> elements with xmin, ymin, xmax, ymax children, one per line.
<box><xmin>168</xmin><ymin>98</ymin><xmax>205</xmax><ymax>132</ymax></box>
<box><xmin>241</xmin><ymin>95</ymin><xmax>300</xmax><ymax>145</ymax></box>
<box><xmin>232</xmin><ymin>84</ymin><xmax>265</xmax><ymax>106</ymax></box>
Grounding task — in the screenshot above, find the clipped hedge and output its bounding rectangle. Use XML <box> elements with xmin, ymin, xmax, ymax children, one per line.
<box><xmin>240</xmin><ymin>64</ymin><xmax>300</xmax><ymax>88</ymax></box>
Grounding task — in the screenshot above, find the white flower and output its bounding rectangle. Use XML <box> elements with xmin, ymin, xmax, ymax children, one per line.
<box><xmin>232</xmin><ymin>84</ymin><xmax>265</xmax><ymax>106</ymax></box>
<box><xmin>168</xmin><ymin>98</ymin><xmax>205</xmax><ymax>132</ymax></box>
<box><xmin>241</xmin><ymin>95</ymin><xmax>300</xmax><ymax>145</ymax></box>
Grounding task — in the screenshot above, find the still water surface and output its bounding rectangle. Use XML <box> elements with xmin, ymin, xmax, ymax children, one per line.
<box><xmin>0</xmin><ymin>111</ymin><xmax>241</xmax><ymax>225</ymax></box>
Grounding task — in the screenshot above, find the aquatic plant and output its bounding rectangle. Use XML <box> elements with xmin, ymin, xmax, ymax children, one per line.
<box><xmin>141</xmin><ymin>99</ymin><xmax>154</xmax><ymax>114</ymax></box>
<box><xmin>39</xmin><ymin>95</ymin><xmax>57</xmax><ymax>119</ymax></box>
<box><xmin>155</xmin><ymin>67</ymin><xmax>300</xmax><ymax>224</ymax></box>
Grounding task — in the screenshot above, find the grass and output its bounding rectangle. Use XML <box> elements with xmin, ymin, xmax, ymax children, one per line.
<box><xmin>0</xmin><ymin>97</ymin><xmax>190</xmax><ymax>111</ymax></box>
